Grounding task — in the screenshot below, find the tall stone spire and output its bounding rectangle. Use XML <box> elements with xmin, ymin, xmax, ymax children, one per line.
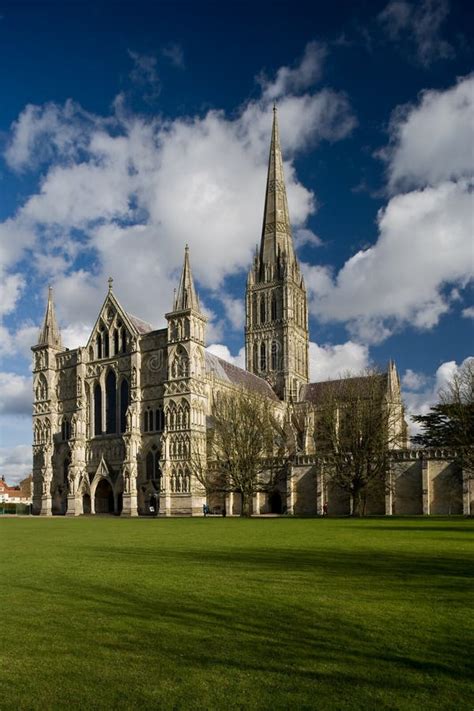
<box><xmin>260</xmin><ymin>105</ymin><xmax>296</xmax><ymax>268</ymax></box>
<box><xmin>245</xmin><ymin>107</ymin><xmax>309</xmax><ymax>401</ymax></box>
<box><xmin>174</xmin><ymin>245</ymin><xmax>200</xmax><ymax>311</ymax></box>
<box><xmin>38</xmin><ymin>286</ymin><xmax>62</xmax><ymax>349</ymax></box>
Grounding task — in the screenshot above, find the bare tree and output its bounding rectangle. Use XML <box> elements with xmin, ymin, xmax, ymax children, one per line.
<box><xmin>315</xmin><ymin>368</ymin><xmax>404</xmax><ymax>516</ymax></box>
<box><xmin>207</xmin><ymin>388</ymin><xmax>287</xmax><ymax>516</ymax></box>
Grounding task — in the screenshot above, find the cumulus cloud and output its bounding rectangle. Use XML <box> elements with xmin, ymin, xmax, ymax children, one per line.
<box><xmin>304</xmin><ymin>75</ymin><xmax>474</xmax><ymax>342</ymax></box>
<box><xmin>308</xmin><ymin>340</ymin><xmax>369</xmax><ymax>381</ymax></box>
<box><xmin>0</xmin><ymin>372</ymin><xmax>32</xmax><ymax>416</ymax></box>
<box><xmin>259</xmin><ymin>41</ymin><xmax>327</xmax><ymax>100</ymax></box>
<box><xmin>0</xmin><ymin>47</ymin><xmax>355</xmax><ymax>341</ymax></box>
<box><xmin>207</xmin><ymin>344</ymin><xmax>246</xmax><ymax>369</ymax></box>
<box><xmin>385</xmin><ymin>75</ymin><xmax>474</xmax><ymax>191</ymax></box>
<box><xmin>378</xmin><ymin>0</ymin><xmax>453</xmax><ymax>67</ymax></box>
<box><xmin>0</xmin><ymin>444</ymin><xmax>32</xmax><ymax>485</ymax></box>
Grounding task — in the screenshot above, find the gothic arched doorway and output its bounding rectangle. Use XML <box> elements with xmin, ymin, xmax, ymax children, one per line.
<box><xmin>94</xmin><ymin>479</ymin><xmax>114</xmax><ymax>514</ymax></box>
<box><xmin>269</xmin><ymin>491</ymin><xmax>282</xmax><ymax>514</ymax></box>
<box><xmin>82</xmin><ymin>493</ymin><xmax>91</xmax><ymax>514</ymax></box>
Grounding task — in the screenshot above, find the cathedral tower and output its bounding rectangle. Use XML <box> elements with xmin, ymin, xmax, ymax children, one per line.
<box><xmin>164</xmin><ymin>246</ymin><xmax>207</xmax><ymax>515</ymax></box>
<box><xmin>245</xmin><ymin>107</ymin><xmax>309</xmax><ymax>400</ymax></box>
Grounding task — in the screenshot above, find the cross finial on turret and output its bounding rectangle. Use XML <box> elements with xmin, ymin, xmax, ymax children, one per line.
<box><xmin>108</xmin><ymin>276</ymin><xmax>113</xmax><ymax>291</ymax></box>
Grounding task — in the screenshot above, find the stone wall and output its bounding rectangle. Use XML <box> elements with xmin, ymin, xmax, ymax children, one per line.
<box><xmin>289</xmin><ymin>450</ymin><xmax>470</xmax><ymax>516</ymax></box>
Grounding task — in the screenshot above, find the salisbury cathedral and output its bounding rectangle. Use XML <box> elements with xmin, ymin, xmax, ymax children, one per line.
<box><xmin>31</xmin><ymin>109</ymin><xmax>471</xmax><ymax>517</ymax></box>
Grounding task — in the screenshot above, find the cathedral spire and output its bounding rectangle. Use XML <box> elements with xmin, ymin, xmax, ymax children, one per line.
<box><xmin>38</xmin><ymin>286</ymin><xmax>62</xmax><ymax>349</ymax></box>
<box><xmin>174</xmin><ymin>245</ymin><xmax>200</xmax><ymax>311</ymax></box>
<box><xmin>259</xmin><ymin>105</ymin><xmax>296</xmax><ymax>268</ymax></box>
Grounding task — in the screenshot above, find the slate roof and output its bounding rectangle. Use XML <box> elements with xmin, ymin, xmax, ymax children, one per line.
<box><xmin>127</xmin><ymin>313</ymin><xmax>154</xmax><ymax>334</ymax></box>
<box><xmin>301</xmin><ymin>374</ymin><xmax>388</xmax><ymax>404</ymax></box>
<box><xmin>205</xmin><ymin>351</ymin><xmax>279</xmax><ymax>401</ymax></box>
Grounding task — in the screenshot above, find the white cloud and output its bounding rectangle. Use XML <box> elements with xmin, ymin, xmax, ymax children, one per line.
<box><xmin>378</xmin><ymin>0</ymin><xmax>453</xmax><ymax>67</ymax></box>
<box><xmin>385</xmin><ymin>75</ymin><xmax>474</xmax><ymax>191</ymax></box>
<box><xmin>0</xmin><ymin>372</ymin><xmax>32</xmax><ymax>416</ymax></box>
<box><xmin>0</xmin><ymin>47</ymin><xmax>355</xmax><ymax>341</ymax></box>
<box><xmin>221</xmin><ymin>297</ymin><xmax>245</xmax><ymax>331</ymax></box>
<box><xmin>207</xmin><ymin>344</ymin><xmax>246</xmax><ymax>369</ymax></box>
<box><xmin>303</xmin><ymin>75</ymin><xmax>474</xmax><ymax>342</ymax></box>
<box><xmin>401</xmin><ymin>368</ymin><xmax>428</xmax><ymax>390</ymax></box>
<box><xmin>462</xmin><ymin>306</ymin><xmax>474</xmax><ymax>319</ymax></box>
<box><xmin>308</xmin><ymin>340</ymin><xmax>369</xmax><ymax>381</ymax></box>
<box><xmin>0</xmin><ymin>444</ymin><xmax>32</xmax><ymax>485</ymax></box>
<box><xmin>307</xmin><ymin>180</ymin><xmax>473</xmax><ymax>342</ymax></box>
<box><xmin>294</xmin><ymin>228</ymin><xmax>323</xmax><ymax>248</ymax></box>
<box><xmin>259</xmin><ymin>41</ymin><xmax>327</xmax><ymax>100</ymax></box>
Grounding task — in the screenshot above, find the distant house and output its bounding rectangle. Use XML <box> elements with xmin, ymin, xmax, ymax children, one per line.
<box><xmin>0</xmin><ymin>475</ymin><xmax>33</xmax><ymax>505</ymax></box>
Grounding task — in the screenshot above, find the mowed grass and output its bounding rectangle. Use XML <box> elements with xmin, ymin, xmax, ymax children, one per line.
<box><xmin>0</xmin><ymin>517</ymin><xmax>473</xmax><ymax>710</ymax></box>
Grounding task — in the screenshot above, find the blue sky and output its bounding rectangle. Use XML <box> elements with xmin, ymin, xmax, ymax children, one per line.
<box><xmin>0</xmin><ymin>0</ymin><xmax>473</xmax><ymax>481</ymax></box>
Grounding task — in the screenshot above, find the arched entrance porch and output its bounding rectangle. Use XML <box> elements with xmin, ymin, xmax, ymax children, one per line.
<box><xmin>94</xmin><ymin>479</ymin><xmax>114</xmax><ymax>514</ymax></box>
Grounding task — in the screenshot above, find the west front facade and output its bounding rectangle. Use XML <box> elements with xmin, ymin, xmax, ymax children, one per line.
<box><xmin>31</xmin><ymin>109</ymin><xmax>472</xmax><ymax>517</ymax></box>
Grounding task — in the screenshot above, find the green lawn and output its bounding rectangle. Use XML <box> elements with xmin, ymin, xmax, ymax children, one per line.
<box><xmin>0</xmin><ymin>517</ymin><xmax>472</xmax><ymax>710</ymax></box>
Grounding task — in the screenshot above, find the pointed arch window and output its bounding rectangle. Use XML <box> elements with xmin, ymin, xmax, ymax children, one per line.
<box><xmin>260</xmin><ymin>342</ymin><xmax>267</xmax><ymax>372</ymax></box>
<box><xmin>105</xmin><ymin>370</ymin><xmax>117</xmax><ymax>434</ymax></box>
<box><xmin>94</xmin><ymin>383</ymin><xmax>102</xmax><ymax>435</ymax></box>
<box><xmin>156</xmin><ymin>407</ymin><xmax>164</xmax><ymax>432</ymax></box>
<box><xmin>96</xmin><ymin>334</ymin><xmax>102</xmax><ymax>359</ymax></box>
<box><xmin>271</xmin><ymin>341</ymin><xmax>278</xmax><ymax>371</ymax></box>
<box><xmin>113</xmin><ymin>329</ymin><xmax>119</xmax><ymax>356</ymax></box>
<box><xmin>121</xmin><ymin>326</ymin><xmax>127</xmax><ymax>354</ymax></box>
<box><xmin>103</xmin><ymin>329</ymin><xmax>110</xmax><ymax>358</ymax></box>
<box><xmin>146</xmin><ymin>446</ymin><xmax>161</xmax><ymax>481</ymax></box>
<box><xmin>61</xmin><ymin>418</ymin><xmax>71</xmax><ymax>441</ymax></box>
<box><xmin>144</xmin><ymin>408</ymin><xmax>150</xmax><ymax>433</ymax></box>
<box><xmin>120</xmin><ymin>379</ymin><xmax>129</xmax><ymax>433</ymax></box>
<box><xmin>260</xmin><ymin>295</ymin><xmax>266</xmax><ymax>324</ymax></box>
<box><xmin>271</xmin><ymin>292</ymin><xmax>277</xmax><ymax>321</ymax></box>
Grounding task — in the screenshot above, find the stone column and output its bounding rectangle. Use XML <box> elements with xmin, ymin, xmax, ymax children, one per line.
<box><xmin>422</xmin><ymin>458</ymin><xmax>430</xmax><ymax>515</ymax></box>
<box><xmin>316</xmin><ymin>466</ymin><xmax>325</xmax><ymax>516</ymax></box>
<box><xmin>122</xmin><ymin>492</ymin><xmax>138</xmax><ymax>517</ymax></box>
<box><xmin>226</xmin><ymin>491</ymin><xmax>234</xmax><ymax>516</ymax></box>
<box><xmin>462</xmin><ymin>467</ymin><xmax>471</xmax><ymax>516</ymax></box>
<box><xmin>286</xmin><ymin>466</ymin><xmax>295</xmax><ymax>515</ymax></box>
<box><xmin>40</xmin><ymin>495</ymin><xmax>52</xmax><ymax>516</ymax></box>
<box><xmin>254</xmin><ymin>491</ymin><xmax>261</xmax><ymax>515</ymax></box>
<box><xmin>66</xmin><ymin>494</ymin><xmax>77</xmax><ymax>516</ymax></box>
<box><xmin>385</xmin><ymin>464</ymin><xmax>393</xmax><ymax>516</ymax></box>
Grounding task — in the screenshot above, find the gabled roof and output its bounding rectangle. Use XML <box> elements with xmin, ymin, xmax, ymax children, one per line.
<box><xmin>301</xmin><ymin>374</ymin><xmax>388</xmax><ymax>404</ymax></box>
<box><xmin>127</xmin><ymin>314</ymin><xmax>154</xmax><ymax>334</ymax></box>
<box><xmin>205</xmin><ymin>351</ymin><xmax>279</xmax><ymax>401</ymax></box>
